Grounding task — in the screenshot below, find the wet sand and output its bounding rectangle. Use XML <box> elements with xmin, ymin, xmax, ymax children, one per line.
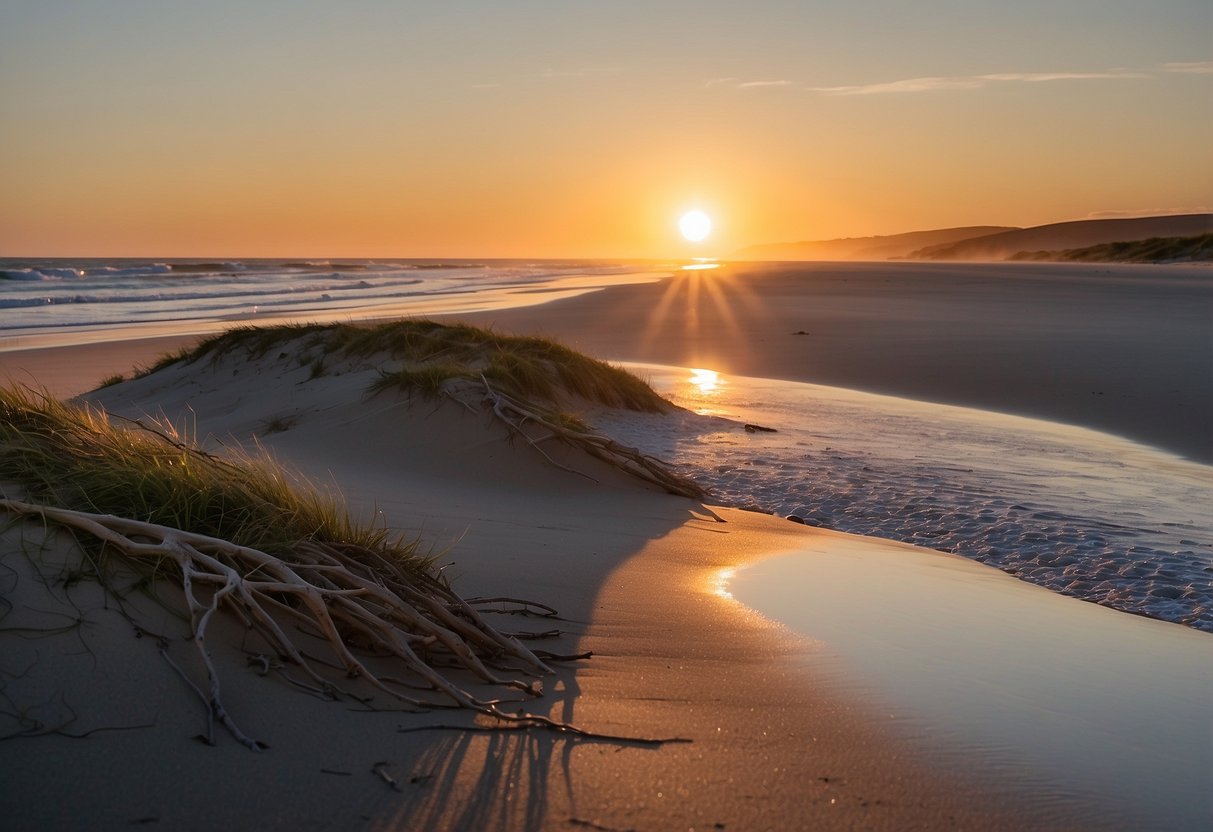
<box><xmin>1</xmin><ymin>332</ymin><xmax>1030</xmax><ymax>831</ymax></box>
<box><xmin>5</xmin><ymin>262</ymin><xmax>1209</xmax><ymax>463</ymax></box>
<box><xmin>2</xmin><ymin>271</ymin><xmax>1209</xmax><ymax>829</ymax></box>
<box><xmin>454</xmin><ymin>261</ymin><xmax>1213</xmax><ymax>461</ymax></box>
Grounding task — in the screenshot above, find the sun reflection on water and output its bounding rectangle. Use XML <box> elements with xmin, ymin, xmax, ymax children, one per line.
<box><xmin>712</xmin><ymin>567</ymin><xmax>737</xmax><ymax>600</ymax></box>
<box><xmin>689</xmin><ymin>368</ymin><xmax>721</xmax><ymax>394</ymax></box>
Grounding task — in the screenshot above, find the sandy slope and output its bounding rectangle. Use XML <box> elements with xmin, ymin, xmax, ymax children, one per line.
<box><xmin>4</xmin><ymin>261</ymin><xmax>1209</xmax><ymax>461</ymax></box>
<box><xmin>0</xmin><ymin>335</ymin><xmax>1032</xmax><ymax>831</ymax></box>
<box><xmin>735</xmin><ymin>225</ymin><xmax>1016</xmax><ymax>261</ymax></box>
<box><xmin>2</xmin><ymin>303</ymin><xmax>1209</xmax><ymax>829</ymax></box>
<box><xmin>454</xmin><ymin>260</ymin><xmax>1213</xmax><ymax>462</ymax></box>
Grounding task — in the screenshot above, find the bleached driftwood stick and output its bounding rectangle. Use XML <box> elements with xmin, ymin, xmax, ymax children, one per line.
<box><xmin>0</xmin><ymin>499</ymin><xmax>562</xmax><ymax>750</ymax></box>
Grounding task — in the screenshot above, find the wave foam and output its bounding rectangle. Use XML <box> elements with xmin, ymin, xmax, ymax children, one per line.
<box><xmin>602</xmin><ymin>366</ymin><xmax>1213</xmax><ymax>632</ymax></box>
<box><xmin>83</xmin><ymin>264</ymin><xmax>173</xmax><ymax>277</ymax></box>
<box><xmin>1</xmin><ymin>268</ymin><xmax>84</xmax><ymax>281</ymax></box>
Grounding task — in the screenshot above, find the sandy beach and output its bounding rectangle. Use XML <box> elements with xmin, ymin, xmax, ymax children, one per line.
<box><xmin>5</xmin><ymin>0</ymin><xmax>1210</xmax><ymax>826</ymax></box>
<box><xmin>455</xmin><ymin>261</ymin><xmax>1213</xmax><ymax>462</ymax></box>
<box><xmin>2</xmin><ymin>265</ymin><xmax>1211</xmax><ymax>830</ymax></box>
<box><xmin>5</xmin><ymin>261</ymin><xmax>1209</xmax><ymax>462</ymax></box>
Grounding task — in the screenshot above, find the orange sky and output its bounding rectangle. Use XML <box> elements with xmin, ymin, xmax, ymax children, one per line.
<box><xmin>1</xmin><ymin>2</ymin><xmax>1209</xmax><ymax>258</ymax></box>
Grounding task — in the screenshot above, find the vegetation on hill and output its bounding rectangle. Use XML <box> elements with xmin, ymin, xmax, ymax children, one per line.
<box><xmin>734</xmin><ymin>225</ymin><xmax>1017</xmax><ymax>261</ymax></box>
<box><xmin>123</xmin><ymin>320</ymin><xmax>702</xmax><ymax>497</ymax></box>
<box><xmin>138</xmin><ymin>319</ymin><xmax>670</xmax><ymax>413</ymax></box>
<box><xmin>0</xmin><ymin>385</ymin><xmax>416</xmax><ymax>563</ymax></box>
<box><xmin>0</xmin><ymin>385</ymin><xmax>568</xmax><ymax>749</ymax></box>
<box><xmin>1008</xmin><ymin>233</ymin><xmax>1213</xmax><ymax>264</ymax></box>
<box><xmin>907</xmin><ymin>214</ymin><xmax>1212</xmax><ymax>261</ymax></box>
<box><xmin>0</xmin><ymin>321</ymin><xmax>705</xmax><ymax>749</ymax></box>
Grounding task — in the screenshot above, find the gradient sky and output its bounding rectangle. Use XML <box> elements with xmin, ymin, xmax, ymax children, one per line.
<box><xmin>1</xmin><ymin>1</ymin><xmax>1209</xmax><ymax>258</ymax></box>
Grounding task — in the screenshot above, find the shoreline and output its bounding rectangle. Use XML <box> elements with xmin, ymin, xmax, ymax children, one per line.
<box><xmin>2</xmin><ymin>271</ymin><xmax>1210</xmax><ymax>828</ymax></box>
<box><xmin>0</xmin><ymin>267</ymin><xmax>669</xmax><ymax>354</ymax></box>
<box><xmin>1</xmin><ymin>330</ymin><xmax>1032</xmax><ymax>830</ymax></box>
<box><xmin>727</xmin><ymin>542</ymin><xmax>1213</xmax><ymax>829</ymax></box>
<box><xmin>609</xmin><ymin>361</ymin><xmax>1212</xmax><ymax>631</ymax></box>
<box><xmin>453</xmin><ymin>260</ymin><xmax>1213</xmax><ymax>462</ymax></box>
<box><xmin>4</xmin><ymin>260</ymin><xmax>1209</xmax><ymax>463</ymax></box>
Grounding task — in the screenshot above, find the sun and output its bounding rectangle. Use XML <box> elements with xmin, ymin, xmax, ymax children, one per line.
<box><xmin>678</xmin><ymin>210</ymin><xmax>712</xmax><ymax>243</ymax></box>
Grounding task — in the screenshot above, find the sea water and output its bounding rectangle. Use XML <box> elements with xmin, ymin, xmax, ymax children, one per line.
<box><xmin>0</xmin><ymin>257</ymin><xmax>662</xmax><ymax>347</ymax></box>
<box><xmin>720</xmin><ymin>526</ymin><xmax>1213</xmax><ymax>830</ymax></box>
<box><xmin>603</xmin><ymin>364</ymin><xmax>1213</xmax><ymax>633</ymax></box>
<box><xmin>7</xmin><ymin>261</ymin><xmax>1210</xmax><ymax>822</ymax></box>
<box><xmin>601</xmin><ymin>364</ymin><xmax>1213</xmax><ymax>828</ymax></box>
<box><xmin>6</xmin><ymin>261</ymin><xmax>1209</xmax><ymax>632</ymax></box>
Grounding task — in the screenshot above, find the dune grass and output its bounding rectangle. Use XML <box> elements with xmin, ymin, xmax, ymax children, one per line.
<box><xmin>128</xmin><ymin>320</ymin><xmax>701</xmax><ymax>498</ymax></box>
<box><xmin>150</xmin><ymin>319</ymin><xmax>669</xmax><ymax>413</ymax></box>
<box><xmin>0</xmin><ymin>385</ymin><xmax>418</xmax><ymax>567</ymax></box>
<box><xmin>0</xmin><ymin>384</ymin><xmax>580</xmax><ymax>747</ymax></box>
<box><xmin>1009</xmin><ymin>232</ymin><xmax>1213</xmax><ymax>263</ymax></box>
<box><xmin>0</xmin><ymin>321</ymin><xmax>704</xmax><ymax>747</ymax></box>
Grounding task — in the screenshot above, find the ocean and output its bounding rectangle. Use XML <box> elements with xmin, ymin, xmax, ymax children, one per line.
<box><xmin>0</xmin><ymin>257</ymin><xmax>663</xmax><ymax>346</ymax></box>
<box><xmin>4</xmin><ymin>258</ymin><xmax>1210</xmax><ymax>633</ymax></box>
<box><xmin>603</xmin><ymin>365</ymin><xmax>1212</xmax><ymax>632</ymax></box>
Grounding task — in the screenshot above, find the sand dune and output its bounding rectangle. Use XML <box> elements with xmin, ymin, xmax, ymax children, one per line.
<box><xmin>0</xmin><ymin>328</ymin><xmax>1035</xmax><ymax>830</ymax></box>
<box><xmin>735</xmin><ymin>225</ymin><xmax>1016</xmax><ymax>261</ymax></box>
<box><xmin>733</xmin><ymin>215</ymin><xmax>1213</xmax><ymax>263</ymax></box>
<box><xmin>909</xmin><ymin>213</ymin><xmax>1213</xmax><ymax>260</ymax></box>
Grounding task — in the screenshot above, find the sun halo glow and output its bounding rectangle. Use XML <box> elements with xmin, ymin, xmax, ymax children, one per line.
<box><xmin>678</xmin><ymin>210</ymin><xmax>712</xmax><ymax>243</ymax></box>
<box><xmin>689</xmin><ymin>368</ymin><xmax>721</xmax><ymax>394</ymax></box>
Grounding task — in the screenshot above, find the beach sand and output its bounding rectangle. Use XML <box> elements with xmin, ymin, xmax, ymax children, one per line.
<box><xmin>0</xmin><ymin>331</ymin><xmax>1028</xmax><ymax>831</ymax></box>
<box><xmin>1</xmin><ymin>266</ymin><xmax>1210</xmax><ymax>830</ymax></box>
<box><xmin>454</xmin><ymin>261</ymin><xmax>1213</xmax><ymax>462</ymax></box>
<box><xmin>5</xmin><ymin>261</ymin><xmax>1209</xmax><ymax>461</ymax></box>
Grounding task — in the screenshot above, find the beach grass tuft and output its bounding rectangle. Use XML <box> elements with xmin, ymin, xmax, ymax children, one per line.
<box><xmin>369</xmin><ymin>362</ymin><xmax>474</xmax><ymax>397</ymax></box>
<box><xmin>154</xmin><ymin>319</ymin><xmax>670</xmax><ymax>413</ymax></box>
<box><xmin>98</xmin><ymin>320</ymin><xmax>701</xmax><ymax>498</ymax></box>
<box><xmin>97</xmin><ymin>373</ymin><xmax>126</xmax><ymax>388</ymax></box>
<box><xmin>0</xmin><ymin>385</ymin><xmax>420</xmax><ymax>567</ymax></box>
<box><xmin>0</xmin><ymin>384</ymin><xmax>582</xmax><ymax>738</ymax></box>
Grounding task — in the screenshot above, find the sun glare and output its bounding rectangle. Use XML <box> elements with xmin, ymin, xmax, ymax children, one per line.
<box><xmin>712</xmin><ymin>567</ymin><xmax>737</xmax><ymax>600</ymax></box>
<box><xmin>679</xmin><ymin>210</ymin><xmax>712</xmax><ymax>243</ymax></box>
<box><xmin>689</xmin><ymin>368</ymin><xmax>721</xmax><ymax>394</ymax></box>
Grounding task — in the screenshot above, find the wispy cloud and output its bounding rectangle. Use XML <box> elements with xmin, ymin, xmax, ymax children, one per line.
<box><xmin>1163</xmin><ymin>61</ymin><xmax>1213</xmax><ymax>74</ymax></box>
<box><xmin>737</xmin><ymin>79</ymin><xmax>793</xmax><ymax>89</ymax></box>
<box><xmin>812</xmin><ymin>76</ymin><xmax>983</xmax><ymax>95</ymax></box>
<box><xmin>980</xmin><ymin>71</ymin><xmax>1147</xmax><ymax>83</ymax></box>
<box><xmin>812</xmin><ymin>69</ymin><xmax>1147</xmax><ymax>96</ymax></box>
<box><xmin>704</xmin><ymin>77</ymin><xmax>792</xmax><ymax>90</ymax></box>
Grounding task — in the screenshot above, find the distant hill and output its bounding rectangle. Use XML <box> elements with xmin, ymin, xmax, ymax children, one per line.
<box><xmin>735</xmin><ymin>226</ymin><xmax>1017</xmax><ymax>261</ymax></box>
<box><xmin>908</xmin><ymin>214</ymin><xmax>1213</xmax><ymax>261</ymax></box>
<box><xmin>1009</xmin><ymin>233</ymin><xmax>1213</xmax><ymax>264</ymax></box>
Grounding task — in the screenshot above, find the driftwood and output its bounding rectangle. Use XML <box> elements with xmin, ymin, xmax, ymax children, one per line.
<box><xmin>0</xmin><ymin>499</ymin><xmax>591</xmax><ymax>750</ymax></box>
<box><xmin>468</xmin><ymin>376</ymin><xmax>705</xmax><ymax>499</ymax></box>
<box><xmin>0</xmin><ymin>365</ymin><xmax>707</xmax><ymax>750</ymax></box>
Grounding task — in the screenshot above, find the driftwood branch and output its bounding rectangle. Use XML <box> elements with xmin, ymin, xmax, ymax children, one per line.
<box><xmin>0</xmin><ymin>499</ymin><xmax>585</xmax><ymax>750</ymax></box>
<box><xmin>472</xmin><ymin>377</ymin><xmax>704</xmax><ymax>499</ymax></box>
<box><xmin>396</xmin><ymin>721</ymin><xmax>691</xmax><ymax>747</ymax></box>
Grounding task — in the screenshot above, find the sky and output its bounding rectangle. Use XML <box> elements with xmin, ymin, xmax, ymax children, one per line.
<box><xmin>1</xmin><ymin>1</ymin><xmax>1210</xmax><ymax>258</ymax></box>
